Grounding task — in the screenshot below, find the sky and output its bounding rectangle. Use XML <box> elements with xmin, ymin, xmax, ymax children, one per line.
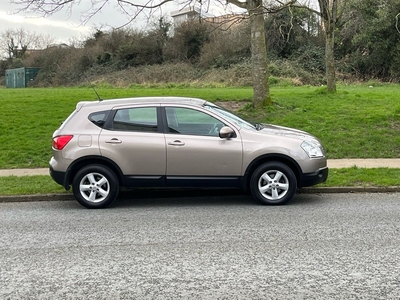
<box><xmin>1</xmin><ymin>2</ymin><xmax>91</xmax><ymax>44</ymax></box>
<box><xmin>0</xmin><ymin>1</ymin><xmax>181</xmax><ymax>46</ymax></box>
<box><xmin>0</xmin><ymin>0</ymin><xmax>318</xmax><ymax>48</ymax></box>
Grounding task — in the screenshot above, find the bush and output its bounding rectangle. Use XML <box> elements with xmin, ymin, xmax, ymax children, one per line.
<box><xmin>268</xmin><ymin>59</ymin><xmax>324</xmax><ymax>85</ymax></box>
<box><xmin>164</xmin><ymin>21</ymin><xmax>210</xmax><ymax>63</ymax></box>
<box><xmin>290</xmin><ymin>44</ymin><xmax>325</xmax><ymax>73</ymax></box>
<box><xmin>79</xmin><ymin>63</ymin><xmax>200</xmax><ymax>87</ymax></box>
<box><xmin>198</xmin><ymin>22</ymin><xmax>250</xmax><ymax>69</ymax></box>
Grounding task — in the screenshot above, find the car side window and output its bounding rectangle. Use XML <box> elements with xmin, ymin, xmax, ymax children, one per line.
<box><xmin>166</xmin><ymin>107</ymin><xmax>224</xmax><ymax>137</ymax></box>
<box><xmin>113</xmin><ymin>107</ymin><xmax>158</xmax><ymax>132</ymax></box>
<box><xmin>89</xmin><ymin>110</ymin><xmax>110</xmax><ymax>128</ymax></box>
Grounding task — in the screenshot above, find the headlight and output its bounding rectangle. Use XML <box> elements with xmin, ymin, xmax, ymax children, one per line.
<box><xmin>301</xmin><ymin>141</ymin><xmax>324</xmax><ymax>158</ymax></box>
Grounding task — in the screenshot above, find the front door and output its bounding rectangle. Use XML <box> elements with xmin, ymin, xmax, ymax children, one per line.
<box><xmin>164</xmin><ymin>106</ymin><xmax>243</xmax><ymax>186</ymax></box>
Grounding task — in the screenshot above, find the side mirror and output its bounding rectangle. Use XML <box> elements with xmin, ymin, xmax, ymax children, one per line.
<box><xmin>219</xmin><ymin>126</ymin><xmax>235</xmax><ymax>139</ymax></box>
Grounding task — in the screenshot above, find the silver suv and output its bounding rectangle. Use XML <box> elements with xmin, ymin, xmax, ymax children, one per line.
<box><xmin>50</xmin><ymin>97</ymin><xmax>328</xmax><ymax>208</ymax></box>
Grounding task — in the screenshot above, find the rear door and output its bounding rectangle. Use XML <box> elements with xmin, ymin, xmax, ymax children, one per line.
<box><xmin>98</xmin><ymin>105</ymin><xmax>166</xmax><ymax>185</ymax></box>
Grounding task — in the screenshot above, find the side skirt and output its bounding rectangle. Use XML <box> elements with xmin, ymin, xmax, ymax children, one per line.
<box><xmin>123</xmin><ymin>175</ymin><xmax>243</xmax><ymax>189</ymax></box>
<box><xmin>166</xmin><ymin>176</ymin><xmax>242</xmax><ymax>188</ymax></box>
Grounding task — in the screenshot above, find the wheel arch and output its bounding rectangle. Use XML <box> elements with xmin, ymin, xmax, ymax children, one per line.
<box><xmin>243</xmin><ymin>154</ymin><xmax>302</xmax><ymax>191</ymax></box>
<box><xmin>64</xmin><ymin>156</ymin><xmax>125</xmax><ymax>189</ymax></box>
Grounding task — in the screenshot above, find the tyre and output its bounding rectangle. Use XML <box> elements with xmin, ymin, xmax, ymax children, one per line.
<box><xmin>250</xmin><ymin>162</ymin><xmax>297</xmax><ymax>205</ymax></box>
<box><xmin>72</xmin><ymin>165</ymin><xmax>119</xmax><ymax>209</ymax></box>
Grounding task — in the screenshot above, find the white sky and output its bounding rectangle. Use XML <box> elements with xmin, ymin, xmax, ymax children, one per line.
<box><xmin>0</xmin><ymin>1</ymin><xmax>181</xmax><ymax>45</ymax></box>
<box><xmin>0</xmin><ymin>0</ymin><xmax>318</xmax><ymax>47</ymax></box>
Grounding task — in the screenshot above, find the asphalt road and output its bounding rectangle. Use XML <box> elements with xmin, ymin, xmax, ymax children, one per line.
<box><xmin>1</xmin><ymin>192</ymin><xmax>400</xmax><ymax>299</ymax></box>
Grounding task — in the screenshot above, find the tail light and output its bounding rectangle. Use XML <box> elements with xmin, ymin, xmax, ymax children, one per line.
<box><xmin>53</xmin><ymin>135</ymin><xmax>73</xmax><ymax>150</ymax></box>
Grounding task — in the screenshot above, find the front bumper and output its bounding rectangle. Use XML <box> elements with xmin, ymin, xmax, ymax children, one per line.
<box><xmin>299</xmin><ymin>167</ymin><xmax>329</xmax><ymax>188</ymax></box>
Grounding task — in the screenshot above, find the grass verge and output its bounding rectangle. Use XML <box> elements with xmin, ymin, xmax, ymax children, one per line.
<box><xmin>0</xmin><ymin>175</ymin><xmax>67</xmax><ymax>195</ymax></box>
<box><xmin>0</xmin><ymin>167</ymin><xmax>399</xmax><ymax>196</ymax></box>
<box><xmin>1</xmin><ymin>84</ymin><xmax>400</xmax><ymax>168</ymax></box>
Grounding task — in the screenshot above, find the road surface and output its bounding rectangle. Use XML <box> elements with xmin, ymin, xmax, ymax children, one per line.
<box><xmin>1</xmin><ymin>192</ymin><xmax>399</xmax><ymax>299</ymax></box>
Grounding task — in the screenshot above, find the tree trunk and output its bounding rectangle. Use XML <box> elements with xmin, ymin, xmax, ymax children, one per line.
<box><xmin>319</xmin><ymin>0</ymin><xmax>337</xmax><ymax>93</ymax></box>
<box><xmin>325</xmin><ymin>28</ymin><xmax>336</xmax><ymax>92</ymax></box>
<box><xmin>248</xmin><ymin>0</ymin><xmax>271</xmax><ymax>108</ymax></box>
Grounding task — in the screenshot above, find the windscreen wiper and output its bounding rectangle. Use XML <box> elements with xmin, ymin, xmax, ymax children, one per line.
<box><xmin>255</xmin><ymin>123</ymin><xmax>264</xmax><ymax>130</ymax></box>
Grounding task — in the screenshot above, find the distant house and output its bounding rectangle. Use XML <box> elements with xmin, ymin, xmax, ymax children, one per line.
<box><xmin>47</xmin><ymin>43</ymin><xmax>70</xmax><ymax>49</ymax></box>
<box><xmin>24</xmin><ymin>43</ymin><xmax>70</xmax><ymax>56</ymax></box>
<box><xmin>171</xmin><ymin>6</ymin><xmax>202</xmax><ymax>26</ymax></box>
<box><xmin>204</xmin><ymin>13</ymin><xmax>248</xmax><ymax>30</ymax></box>
<box><xmin>171</xmin><ymin>6</ymin><xmax>246</xmax><ymax>31</ymax></box>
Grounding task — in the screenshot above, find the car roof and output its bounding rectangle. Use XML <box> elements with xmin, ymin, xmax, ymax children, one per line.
<box><xmin>77</xmin><ymin>96</ymin><xmax>207</xmax><ymax>110</ymax></box>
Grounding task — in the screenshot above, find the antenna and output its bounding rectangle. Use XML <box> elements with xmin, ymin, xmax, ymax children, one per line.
<box><xmin>92</xmin><ymin>86</ymin><xmax>102</xmax><ymax>101</ymax></box>
<box><xmin>84</xmin><ymin>75</ymin><xmax>102</xmax><ymax>101</ymax></box>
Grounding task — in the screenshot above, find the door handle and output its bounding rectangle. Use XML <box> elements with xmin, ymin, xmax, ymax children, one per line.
<box><xmin>105</xmin><ymin>138</ymin><xmax>122</xmax><ymax>144</ymax></box>
<box><xmin>168</xmin><ymin>140</ymin><xmax>185</xmax><ymax>146</ymax></box>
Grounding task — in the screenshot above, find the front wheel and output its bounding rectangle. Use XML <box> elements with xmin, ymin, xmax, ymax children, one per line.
<box><xmin>72</xmin><ymin>165</ymin><xmax>119</xmax><ymax>209</ymax></box>
<box><xmin>250</xmin><ymin>162</ymin><xmax>297</xmax><ymax>205</ymax></box>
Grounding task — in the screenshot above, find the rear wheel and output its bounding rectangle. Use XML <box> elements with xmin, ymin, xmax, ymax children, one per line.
<box><xmin>72</xmin><ymin>165</ymin><xmax>119</xmax><ymax>209</ymax></box>
<box><xmin>250</xmin><ymin>162</ymin><xmax>297</xmax><ymax>205</ymax></box>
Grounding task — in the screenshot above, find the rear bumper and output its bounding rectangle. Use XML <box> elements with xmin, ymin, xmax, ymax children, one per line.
<box><xmin>300</xmin><ymin>167</ymin><xmax>328</xmax><ymax>188</ymax></box>
<box><xmin>49</xmin><ymin>165</ymin><xmax>65</xmax><ymax>185</ymax></box>
<box><xmin>49</xmin><ymin>156</ymin><xmax>71</xmax><ymax>190</ymax></box>
<box><xmin>49</xmin><ymin>166</ymin><xmax>69</xmax><ymax>190</ymax></box>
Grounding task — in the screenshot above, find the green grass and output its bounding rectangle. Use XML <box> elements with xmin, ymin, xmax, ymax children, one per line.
<box><xmin>239</xmin><ymin>84</ymin><xmax>400</xmax><ymax>159</ymax></box>
<box><xmin>0</xmin><ymin>175</ymin><xmax>67</xmax><ymax>195</ymax></box>
<box><xmin>321</xmin><ymin>167</ymin><xmax>400</xmax><ymax>187</ymax></box>
<box><xmin>1</xmin><ymin>84</ymin><xmax>400</xmax><ymax>169</ymax></box>
<box><xmin>2</xmin><ymin>83</ymin><xmax>400</xmax><ymax>196</ymax></box>
<box><xmin>0</xmin><ymin>86</ymin><xmax>252</xmax><ymax>169</ymax></box>
<box><xmin>0</xmin><ymin>167</ymin><xmax>399</xmax><ymax>196</ymax></box>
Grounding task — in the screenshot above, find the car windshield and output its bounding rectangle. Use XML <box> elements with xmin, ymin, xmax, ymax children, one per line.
<box><xmin>204</xmin><ymin>102</ymin><xmax>257</xmax><ymax>130</ymax></box>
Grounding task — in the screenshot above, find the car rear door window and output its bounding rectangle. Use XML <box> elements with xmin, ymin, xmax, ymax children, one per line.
<box><xmin>113</xmin><ymin>107</ymin><xmax>158</xmax><ymax>132</ymax></box>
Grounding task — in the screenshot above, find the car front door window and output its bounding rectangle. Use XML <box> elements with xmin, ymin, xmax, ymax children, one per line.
<box><xmin>165</xmin><ymin>107</ymin><xmax>224</xmax><ymax>137</ymax></box>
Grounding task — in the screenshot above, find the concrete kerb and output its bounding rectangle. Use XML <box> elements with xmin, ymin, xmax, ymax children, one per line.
<box><xmin>2</xmin><ymin>186</ymin><xmax>400</xmax><ymax>204</ymax></box>
<box><xmin>1</xmin><ymin>159</ymin><xmax>400</xmax><ymax>203</ymax></box>
<box><xmin>0</xmin><ymin>193</ymin><xmax>74</xmax><ymax>203</ymax></box>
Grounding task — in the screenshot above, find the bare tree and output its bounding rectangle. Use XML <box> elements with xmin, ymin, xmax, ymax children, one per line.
<box><xmin>317</xmin><ymin>0</ymin><xmax>337</xmax><ymax>92</ymax></box>
<box><xmin>11</xmin><ymin>0</ymin><xmax>297</xmax><ymax>108</ymax></box>
<box><xmin>0</xmin><ymin>28</ymin><xmax>55</xmax><ymax>59</ymax></box>
<box><xmin>294</xmin><ymin>0</ymin><xmax>348</xmax><ymax>93</ymax></box>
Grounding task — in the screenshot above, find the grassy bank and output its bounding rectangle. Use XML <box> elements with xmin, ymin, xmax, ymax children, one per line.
<box><xmin>1</xmin><ymin>84</ymin><xmax>400</xmax><ymax>169</ymax></box>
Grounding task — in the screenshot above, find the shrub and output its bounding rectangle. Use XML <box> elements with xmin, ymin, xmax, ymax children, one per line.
<box><xmin>164</xmin><ymin>21</ymin><xmax>210</xmax><ymax>63</ymax></box>
<box><xmin>198</xmin><ymin>22</ymin><xmax>250</xmax><ymax>69</ymax></box>
<box><xmin>290</xmin><ymin>44</ymin><xmax>325</xmax><ymax>73</ymax></box>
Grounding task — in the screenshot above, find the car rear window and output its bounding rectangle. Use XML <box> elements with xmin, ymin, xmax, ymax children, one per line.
<box><xmin>89</xmin><ymin>110</ymin><xmax>110</xmax><ymax>128</ymax></box>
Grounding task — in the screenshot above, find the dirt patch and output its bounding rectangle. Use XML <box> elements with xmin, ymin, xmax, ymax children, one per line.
<box><xmin>215</xmin><ymin>101</ymin><xmax>249</xmax><ymax>112</ymax></box>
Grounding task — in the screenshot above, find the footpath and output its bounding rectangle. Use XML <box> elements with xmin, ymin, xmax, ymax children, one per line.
<box><xmin>1</xmin><ymin>159</ymin><xmax>400</xmax><ymax>203</ymax></box>
<box><xmin>0</xmin><ymin>158</ymin><xmax>400</xmax><ymax>177</ymax></box>
<box><xmin>1</xmin><ymin>159</ymin><xmax>400</xmax><ymax>177</ymax></box>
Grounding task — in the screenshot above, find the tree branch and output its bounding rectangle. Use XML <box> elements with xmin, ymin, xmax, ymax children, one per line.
<box><xmin>290</xmin><ymin>3</ymin><xmax>321</xmax><ymax>16</ymax></box>
<box><xmin>118</xmin><ymin>0</ymin><xmax>174</xmax><ymax>9</ymax></box>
